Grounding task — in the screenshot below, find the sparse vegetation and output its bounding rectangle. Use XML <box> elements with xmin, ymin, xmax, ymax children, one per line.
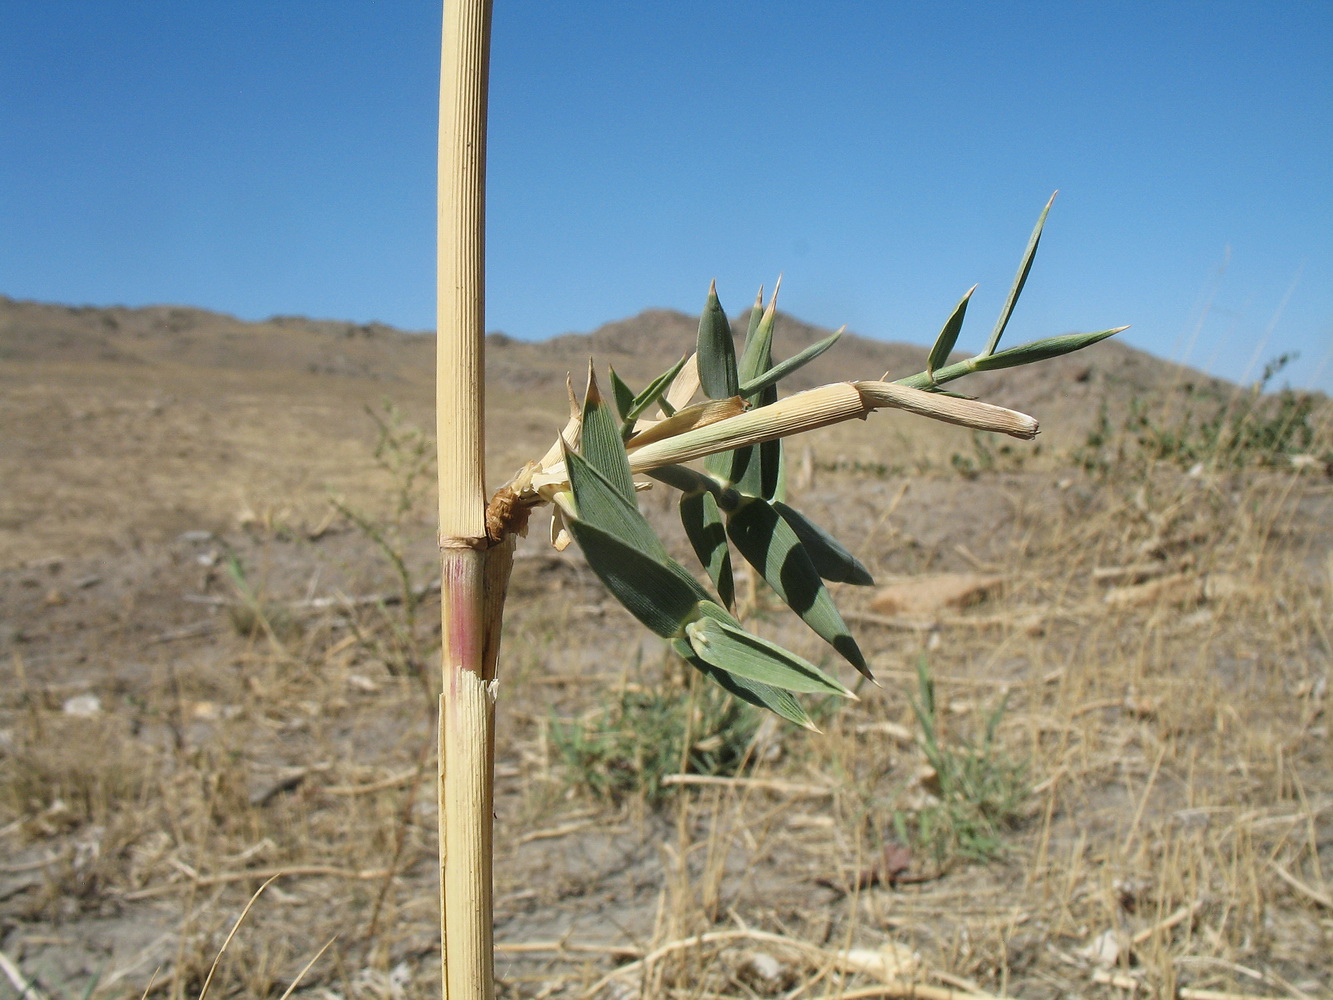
<box><xmin>329</xmin><ymin>401</ymin><xmax>439</xmax><ymax>692</ymax></box>
<box><xmin>898</xmin><ymin>656</ymin><xmax>1029</xmax><ymax>865</ymax></box>
<box><xmin>1075</xmin><ymin>353</ymin><xmax>1332</xmax><ymax>475</ymax></box>
<box><xmin>550</xmin><ymin>668</ymin><xmax>761</xmax><ymax>807</ymax></box>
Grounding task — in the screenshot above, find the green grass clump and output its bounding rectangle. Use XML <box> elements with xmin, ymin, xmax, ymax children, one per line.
<box><xmin>551</xmin><ymin>674</ymin><xmax>761</xmax><ymax>806</ymax></box>
<box><xmin>896</xmin><ymin>657</ymin><xmax>1029</xmax><ymax>866</ymax></box>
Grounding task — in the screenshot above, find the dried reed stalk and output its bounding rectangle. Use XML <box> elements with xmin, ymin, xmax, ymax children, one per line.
<box><xmin>436</xmin><ymin>3</ymin><xmax>507</xmax><ymax>1000</ymax></box>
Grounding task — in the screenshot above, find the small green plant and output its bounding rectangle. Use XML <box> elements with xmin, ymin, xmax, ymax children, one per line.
<box><xmin>551</xmin><ymin>671</ymin><xmax>760</xmax><ymax>806</ymax></box>
<box><xmin>222</xmin><ymin>549</ymin><xmax>294</xmax><ymax>642</ymax></box>
<box><xmin>896</xmin><ymin>657</ymin><xmax>1029</xmax><ymax>865</ymax></box>
<box><xmin>950</xmin><ymin>430</ymin><xmax>999</xmax><ymax>479</ymax></box>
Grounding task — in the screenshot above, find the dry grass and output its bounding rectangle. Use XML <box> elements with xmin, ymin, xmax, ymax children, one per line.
<box><xmin>3</xmin><ymin>440</ymin><xmax>1330</xmax><ymax>999</ymax></box>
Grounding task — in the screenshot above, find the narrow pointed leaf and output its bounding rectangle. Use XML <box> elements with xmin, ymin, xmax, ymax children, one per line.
<box><xmin>927</xmin><ymin>286</ymin><xmax>975</xmax><ymax>381</ymax></box>
<box><xmin>704</xmin><ymin>445</ymin><xmax>734</xmax><ymax>482</ymax></box>
<box><xmin>972</xmin><ymin>327</ymin><xmax>1127</xmax><ymax>371</ymax></box>
<box><xmin>564</xmin><ymin>447</ymin><xmax>665</xmax><ymax>558</ymax></box>
<box><xmin>983</xmin><ymin>193</ymin><xmax>1054</xmax><ymax>356</ymax></box>
<box><xmin>608</xmin><ymin>367</ymin><xmax>635</xmax><ymax>422</ymax></box>
<box><xmin>623</xmin><ymin>354</ymin><xmax>689</xmax><ymax>429</ymax></box>
<box><xmin>738</xmin><ymin>290</ymin><xmax>776</xmax><ymax>385</ymax></box>
<box><xmin>567</xmin><ymin>519</ymin><xmax>708</xmax><ymax>638</ymax></box>
<box><xmin>696</xmin><ymin>281</ymin><xmax>739</xmax><ymax>399</ymax></box>
<box><xmin>726</xmin><ymin>498</ymin><xmax>871</xmax><ymax>678</ymax></box>
<box><xmin>773</xmin><ymin>501</ymin><xmax>874</xmax><ymax>585</ymax></box>
<box><xmin>681</xmin><ymin>491</ymin><xmax>734</xmax><ymax>609</ymax></box>
<box><xmin>685</xmin><ymin>614</ymin><xmax>853</xmax><ymax>697</ymax></box>
<box><xmin>745</xmin><ymin>286</ymin><xmax>764</xmax><ymax>342</ymax></box>
<box><xmin>671</xmin><ymin>638</ymin><xmax>816</xmax><ymax>730</ymax></box>
<box><xmin>893</xmin><ymin>326</ymin><xmax>1126</xmax><ymax>390</ymax></box>
<box><xmin>738</xmin><ymin>328</ymin><xmax>843</xmax><ymax>398</ymax></box>
<box><xmin>731</xmin><ymin>291</ymin><xmax>786</xmax><ymax>500</ymax></box>
<box><xmin>580</xmin><ymin>370</ymin><xmax>635</xmax><ymax>500</ymax></box>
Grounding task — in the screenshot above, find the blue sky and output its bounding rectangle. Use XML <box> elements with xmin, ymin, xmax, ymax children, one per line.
<box><xmin>3</xmin><ymin>2</ymin><xmax>1330</xmax><ymax>391</ymax></box>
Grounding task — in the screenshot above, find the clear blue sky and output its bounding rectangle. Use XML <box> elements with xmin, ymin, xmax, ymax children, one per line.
<box><xmin>3</xmin><ymin>2</ymin><xmax>1330</xmax><ymax>391</ymax></box>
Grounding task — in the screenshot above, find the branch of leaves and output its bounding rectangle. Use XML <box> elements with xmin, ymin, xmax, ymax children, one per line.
<box><xmin>553</xmin><ymin>370</ymin><xmax>857</xmax><ymax>730</ymax></box>
<box><xmin>892</xmin><ymin>193</ymin><xmax>1128</xmax><ymax>392</ymax></box>
<box><xmin>508</xmin><ymin>196</ymin><xmax>1127</xmax><ymax>726</ymax></box>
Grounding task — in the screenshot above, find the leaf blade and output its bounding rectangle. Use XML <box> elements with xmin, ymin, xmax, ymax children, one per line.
<box><xmin>983</xmin><ymin>192</ymin><xmax>1054</xmax><ymax>356</ymax></box>
<box><xmin>680</xmin><ymin>490</ymin><xmax>734</xmax><ymax>610</ymax></box>
<box><xmin>685</xmin><ymin>614</ymin><xmax>853</xmax><ymax>698</ymax></box>
<box><xmin>672</xmin><ymin>638</ymin><xmax>816</xmax><ymax>730</ymax></box>
<box><xmin>564</xmin><ymin>447</ymin><xmax>664</xmax><ymax>558</ymax></box>
<box><xmin>623</xmin><ymin>354</ymin><xmax>690</xmax><ymax>429</ymax></box>
<box><xmin>696</xmin><ymin>280</ymin><xmax>739</xmax><ymax>399</ymax></box>
<box><xmin>580</xmin><ymin>368</ymin><xmax>635</xmax><ymax>500</ymax></box>
<box><xmin>566</xmin><ymin>518</ymin><xmax>708</xmax><ymax>638</ymax></box>
<box><xmin>927</xmin><ymin>285</ymin><xmax>975</xmax><ymax>381</ymax></box>
<box><xmin>608</xmin><ymin>367</ymin><xmax>635</xmax><ymax>422</ymax></box>
<box><xmin>726</xmin><ymin>498</ymin><xmax>871</xmax><ymax>678</ymax></box>
<box><xmin>773</xmin><ymin>501</ymin><xmax>874</xmax><ymax>585</ymax></box>
<box><xmin>738</xmin><ymin>328</ymin><xmax>843</xmax><ymax>398</ymax></box>
<box><xmin>972</xmin><ymin>327</ymin><xmax>1128</xmax><ymax>371</ymax></box>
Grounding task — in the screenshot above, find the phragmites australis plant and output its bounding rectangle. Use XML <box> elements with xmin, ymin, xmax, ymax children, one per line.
<box><xmin>434</xmin><ymin>2</ymin><xmax>1124</xmax><ymax>998</ymax></box>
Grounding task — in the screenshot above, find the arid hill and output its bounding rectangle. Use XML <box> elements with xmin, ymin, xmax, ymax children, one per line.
<box><xmin>0</xmin><ymin>293</ymin><xmax>1281</xmax><ymax>566</ymax></box>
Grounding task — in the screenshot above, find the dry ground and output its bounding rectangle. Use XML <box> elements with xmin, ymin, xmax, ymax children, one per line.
<box><xmin>1</xmin><ymin>298</ymin><xmax>1330</xmax><ymax>999</ymax></box>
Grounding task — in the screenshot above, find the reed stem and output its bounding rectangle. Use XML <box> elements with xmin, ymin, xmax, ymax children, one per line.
<box><xmin>436</xmin><ymin>2</ymin><xmax>501</xmax><ymax>999</ymax></box>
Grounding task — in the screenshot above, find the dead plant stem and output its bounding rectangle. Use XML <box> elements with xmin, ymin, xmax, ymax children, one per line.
<box><xmin>436</xmin><ymin>2</ymin><xmax>502</xmax><ymax>1000</ymax></box>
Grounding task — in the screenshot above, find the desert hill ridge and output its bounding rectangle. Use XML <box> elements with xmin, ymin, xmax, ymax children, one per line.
<box><xmin>0</xmin><ymin>292</ymin><xmax>1226</xmax><ymax>403</ymax></box>
<box><xmin>0</xmin><ymin>292</ymin><xmax>1324</xmax><ymax>566</ymax></box>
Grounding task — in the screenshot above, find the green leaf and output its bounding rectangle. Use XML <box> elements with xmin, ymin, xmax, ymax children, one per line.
<box><xmin>928</xmin><ymin>285</ymin><xmax>975</xmax><ymax>381</ymax></box>
<box><xmin>684</xmin><ymin>612</ymin><xmax>853</xmax><ymax>697</ymax></box>
<box><xmin>704</xmin><ymin>444</ymin><xmax>733</xmax><ymax>483</ymax></box>
<box><xmin>705</xmin><ymin>294</ymin><xmax>787</xmax><ymax>499</ymax></box>
<box><xmin>983</xmin><ymin>193</ymin><xmax>1054</xmax><ymax>356</ymax></box>
<box><xmin>971</xmin><ymin>327</ymin><xmax>1126</xmax><ymax>371</ymax></box>
<box><xmin>726</xmin><ymin>497</ymin><xmax>871</xmax><ymax>678</ymax></box>
<box><xmin>738</xmin><ymin>328</ymin><xmax>843</xmax><ymax>398</ymax></box>
<box><xmin>580</xmin><ymin>370</ymin><xmax>635</xmax><ymax>500</ymax></box>
<box><xmin>893</xmin><ymin>326</ymin><xmax>1125</xmax><ymax>390</ymax></box>
<box><xmin>672</xmin><ymin>638</ymin><xmax>816</xmax><ymax>730</ymax></box>
<box><xmin>773</xmin><ymin>501</ymin><xmax>874</xmax><ymax>585</ymax></box>
<box><xmin>622</xmin><ymin>354</ymin><xmax>689</xmax><ymax>431</ymax></box>
<box><xmin>567</xmin><ymin>519</ymin><xmax>709</xmax><ymax>638</ymax></box>
<box><xmin>731</xmin><ymin>436</ymin><xmax>784</xmax><ymax>501</ymax></box>
<box><xmin>696</xmin><ymin>281</ymin><xmax>739</xmax><ymax>399</ymax></box>
<box><xmin>738</xmin><ymin>289</ymin><xmax>775</xmax><ymax>386</ymax></box>
<box><xmin>608</xmin><ymin>367</ymin><xmax>635</xmax><ymax>422</ymax></box>
<box><xmin>681</xmin><ymin>491</ymin><xmax>734</xmax><ymax>609</ymax></box>
<box><xmin>744</xmin><ymin>286</ymin><xmax>765</xmax><ymax>345</ymax></box>
<box><xmin>564</xmin><ymin>447</ymin><xmax>664</xmax><ymax>558</ymax></box>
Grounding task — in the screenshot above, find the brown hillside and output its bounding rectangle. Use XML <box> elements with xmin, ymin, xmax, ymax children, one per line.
<box><xmin>0</xmin><ymin>293</ymin><xmax>1279</xmax><ymax>565</ymax></box>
